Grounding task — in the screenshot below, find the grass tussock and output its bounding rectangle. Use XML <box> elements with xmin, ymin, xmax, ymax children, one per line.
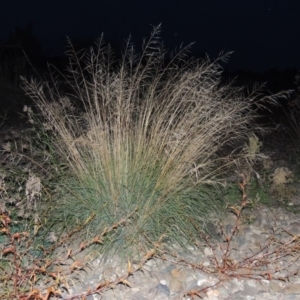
<box><xmin>21</xmin><ymin>25</ymin><xmax>289</xmax><ymax>259</ymax></box>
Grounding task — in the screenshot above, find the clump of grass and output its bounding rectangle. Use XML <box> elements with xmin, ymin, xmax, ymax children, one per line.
<box><xmin>21</xmin><ymin>25</ymin><xmax>289</xmax><ymax>259</ymax></box>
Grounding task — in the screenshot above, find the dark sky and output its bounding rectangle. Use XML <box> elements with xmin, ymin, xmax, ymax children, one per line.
<box><xmin>1</xmin><ymin>0</ymin><xmax>299</xmax><ymax>72</ymax></box>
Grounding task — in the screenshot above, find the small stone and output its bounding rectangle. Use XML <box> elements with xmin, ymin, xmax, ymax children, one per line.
<box><xmin>283</xmin><ymin>284</ymin><xmax>300</xmax><ymax>294</ymax></box>
<box><xmin>269</xmin><ymin>281</ymin><xmax>283</xmax><ymax>293</ymax></box>
<box><xmin>149</xmin><ymin>283</ymin><xmax>170</xmax><ymax>296</ymax></box>
<box><xmin>197</xmin><ymin>278</ymin><xmax>207</xmax><ymax>286</ymax></box>
<box><xmin>160</xmin><ymin>279</ymin><xmax>167</xmax><ymax>285</ymax></box>
<box><xmin>236</xmin><ymin>235</ymin><xmax>247</xmax><ymax>246</ymax></box>
<box><xmin>171</xmin><ymin>268</ymin><xmax>181</xmax><ymax>278</ymax></box>
<box><xmin>171</xmin><ymin>268</ymin><xmax>189</xmax><ymax>281</ymax></box>
<box><xmin>243</xmin><ymin>281</ymin><xmax>258</xmax><ymax>295</ymax></box>
<box><xmin>132</xmin><ymin>292</ymin><xmax>147</xmax><ymax>300</ymax></box>
<box><xmin>204</xmin><ymin>247</ymin><xmax>213</xmax><ymax>257</ymax></box>
<box><xmin>186</xmin><ymin>279</ymin><xmax>198</xmax><ymax>290</ymax></box>
<box><xmin>169</xmin><ymin>277</ymin><xmax>183</xmax><ymax>293</ymax></box>
<box><xmin>206</xmin><ymin>289</ymin><xmax>219</xmax><ymax>296</ymax></box>
<box><xmin>203</xmin><ymin>261</ymin><xmax>210</xmax><ymax>267</ymax></box>
<box><xmin>161</xmin><ymin>264</ymin><xmax>176</xmax><ymax>273</ymax></box>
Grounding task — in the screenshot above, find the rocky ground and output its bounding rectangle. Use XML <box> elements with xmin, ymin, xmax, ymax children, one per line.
<box><xmin>41</xmin><ymin>203</ymin><xmax>300</xmax><ymax>300</ymax></box>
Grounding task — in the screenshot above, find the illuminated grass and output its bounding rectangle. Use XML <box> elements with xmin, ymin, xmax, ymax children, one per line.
<box><xmin>21</xmin><ymin>25</ymin><xmax>289</xmax><ymax>259</ymax></box>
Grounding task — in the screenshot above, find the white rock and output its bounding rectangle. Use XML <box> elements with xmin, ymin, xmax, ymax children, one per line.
<box><xmin>197</xmin><ymin>278</ymin><xmax>207</xmax><ymax>286</ymax></box>
<box><xmin>204</xmin><ymin>247</ymin><xmax>214</xmax><ymax>257</ymax></box>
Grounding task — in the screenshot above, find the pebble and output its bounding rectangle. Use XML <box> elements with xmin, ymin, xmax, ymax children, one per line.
<box><xmin>44</xmin><ymin>204</ymin><xmax>300</xmax><ymax>299</ymax></box>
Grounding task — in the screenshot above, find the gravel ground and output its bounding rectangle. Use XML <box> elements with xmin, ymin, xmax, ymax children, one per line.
<box><xmin>35</xmin><ymin>202</ymin><xmax>300</xmax><ymax>300</ymax></box>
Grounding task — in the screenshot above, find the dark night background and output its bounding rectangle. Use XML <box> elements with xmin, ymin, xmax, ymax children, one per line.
<box><xmin>1</xmin><ymin>0</ymin><xmax>299</xmax><ymax>70</ymax></box>
<box><xmin>0</xmin><ymin>0</ymin><xmax>300</xmax><ymax>121</ymax></box>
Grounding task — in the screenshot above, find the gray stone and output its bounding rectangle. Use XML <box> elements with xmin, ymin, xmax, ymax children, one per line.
<box><xmin>132</xmin><ymin>292</ymin><xmax>148</xmax><ymax>300</ymax></box>
<box><xmin>169</xmin><ymin>277</ymin><xmax>183</xmax><ymax>293</ymax></box>
<box><xmin>149</xmin><ymin>283</ymin><xmax>170</xmax><ymax>296</ymax></box>
<box><xmin>283</xmin><ymin>284</ymin><xmax>300</xmax><ymax>294</ymax></box>
<box><xmin>161</xmin><ymin>264</ymin><xmax>176</xmax><ymax>273</ymax></box>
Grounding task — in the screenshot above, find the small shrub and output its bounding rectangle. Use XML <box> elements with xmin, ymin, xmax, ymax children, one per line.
<box><xmin>269</xmin><ymin>167</ymin><xmax>297</xmax><ymax>204</ymax></box>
